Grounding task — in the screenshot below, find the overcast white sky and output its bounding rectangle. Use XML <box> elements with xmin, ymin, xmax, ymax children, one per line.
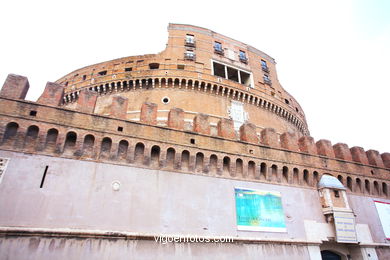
<box><xmin>1</xmin><ymin>0</ymin><xmax>389</xmax><ymax>154</ymax></box>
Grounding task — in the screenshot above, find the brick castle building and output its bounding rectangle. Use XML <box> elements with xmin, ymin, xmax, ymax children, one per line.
<box><xmin>0</xmin><ymin>24</ymin><xmax>389</xmax><ymax>259</ymax></box>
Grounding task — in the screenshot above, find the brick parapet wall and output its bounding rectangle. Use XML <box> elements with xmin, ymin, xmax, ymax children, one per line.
<box><xmin>1</xmin><ymin>97</ymin><xmax>389</xmax><ymax>198</ymax></box>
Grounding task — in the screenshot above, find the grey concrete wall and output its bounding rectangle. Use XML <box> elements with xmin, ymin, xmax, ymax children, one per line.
<box><xmin>0</xmin><ymin>150</ymin><xmax>324</xmax><ymax>240</ymax></box>
<box><xmin>0</xmin><ymin>151</ymin><xmax>389</xmax><ymax>259</ymax></box>
<box><xmin>0</xmin><ymin>237</ymin><xmax>310</xmax><ymax>260</ymax></box>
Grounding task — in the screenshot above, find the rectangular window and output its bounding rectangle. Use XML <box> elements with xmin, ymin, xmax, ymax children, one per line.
<box><xmin>261</xmin><ymin>59</ymin><xmax>269</xmax><ymax>72</ymax></box>
<box><xmin>125</xmin><ymin>67</ymin><xmax>132</xmax><ymax>72</ymax></box>
<box><xmin>184</xmin><ymin>50</ymin><xmax>195</xmax><ymax>60</ymax></box>
<box><xmin>263</xmin><ymin>74</ymin><xmax>272</xmax><ymax>85</ymax></box>
<box><xmin>227</xmin><ymin>67</ymin><xmax>239</xmax><ymax>82</ymax></box>
<box><xmin>239</xmin><ymin>51</ymin><xmax>248</xmax><ymax>63</ymax></box>
<box><xmin>185</xmin><ymin>34</ymin><xmax>195</xmax><ymax>47</ymax></box>
<box><xmin>213</xmin><ymin>62</ymin><xmax>225</xmax><ymax>78</ymax></box>
<box><xmin>98</xmin><ymin>70</ymin><xmax>107</xmax><ymax>76</ymax></box>
<box><xmin>240</xmin><ymin>71</ymin><xmax>251</xmax><ymax>86</ymax></box>
<box><xmin>214</xmin><ymin>42</ymin><xmax>224</xmax><ymax>55</ymax></box>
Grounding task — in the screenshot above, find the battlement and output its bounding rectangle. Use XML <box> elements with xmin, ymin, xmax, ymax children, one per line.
<box><xmin>1</xmin><ymin>75</ymin><xmax>389</xmax><ymax>200</ymax></box>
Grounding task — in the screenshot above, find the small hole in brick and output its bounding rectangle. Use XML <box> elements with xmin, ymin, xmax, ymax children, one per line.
<box><xmin>190</xmin><ymin>138</ymin><xmax>195</xmax><ymax>144</ymax></box>
<box><xmin>30</xmin><ymin>111</ymin><xmax>37</xmax><ymax>116</ymax></box>
<box><xmin>117</xmin><ymin>126</ymin><xmax>123</xmax><ymax>132</ymax></box>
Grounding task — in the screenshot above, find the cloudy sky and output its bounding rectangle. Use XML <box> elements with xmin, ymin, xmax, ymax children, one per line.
<box><xmin>1</xmin><ymin>0</ymin><xmax>389</xmax><ymax>154</ymax></box>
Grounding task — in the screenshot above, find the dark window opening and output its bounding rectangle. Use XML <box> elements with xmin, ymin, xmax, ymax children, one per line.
<box><xmin>227</xmin><ymin>67</ymin><xmax>239</xmax><ymax>82</ymax></box>
<box><xmin>117</xmin><ymin>126</ymin><xmax>123</xmax><ymax>132</ymax></box>
<box><xmin>125</xmin><ymin>67</ymin><xmax>132</xmax><ymax>72</ymax></box>
<box><xmin>65</xmin><ymin>81</ymin><xmax>68</xmax><ymax>86</ymax></box>
<box><xmin>137</xmin><ymin>60</ymin><xmax>144</xmax><ymax>63</ymax></box>
<box><xmin>177</xmin><ymin>64</ymin><xmax>185</xmax><ymax>70</ymax></box>
<box><xmin>149</xmin><ymin>63</ymin><xmax>159</xmax><ymax>69</ymax></box>
<box><xmin>190</xmin><ymin>138</ymin><xmax>195</xmax><ymax>144</ymax></box>
<box><xmin>82</xmin><ymin>75</ymin><xmax>87</xmax><ymax>80</ymax></box>
<box><xmin>295</xmin><ymin>107</ymin><xmax>299</xmax><ymax>112</ymax></box>
<box><xmin>284</xmin><ymin>99</ymin><xmax>290</xmax><ymax>104</ymax></box>
<box><xmin>334</xmin><ymin>190</ymin><xmax>340</xmax><ymax>197</ymax></box>
<box><xmin>213</xmin><ymin>62</ymin><xmax>225</xmax><ymax>78</ymax></box>
<box><xmin>30</xmin><ymin>110</ymin><xmax>37</xmax><ymax>116</ymax></box>
<box><xmin>98</xmin><ymin>70</ymin><xmax>107</xmax><ymax>76</ymax></box>
<box><xmin>240</xmin><ymin>71</ymin><xmax>251</xmax><ymax>86</ymax></box>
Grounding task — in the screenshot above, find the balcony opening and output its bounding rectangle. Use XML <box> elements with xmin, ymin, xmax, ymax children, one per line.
<box><xmin>227</xmin><ymin>67</ymin><xmax>239</xmax><ymax>83</ymax></box>
<box><xmin>240</xmin><ymin>71</ymin><xmax>251</xmax><ymax>86</ymax></box>
<box><xmin>213</xmin><ymin>62</ymin><xmax>225</xmax><ymax>78</ymax></box>
<box><xmin>149</xmin><ymin>63</ymin><xmax>159</xmax><ymax>70</ymax></box>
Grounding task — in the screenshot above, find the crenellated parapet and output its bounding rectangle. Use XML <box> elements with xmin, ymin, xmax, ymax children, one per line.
<box><xmin>1</xmin><ymin>75</ymin><xmax>389</xmax><ymax>200</ymax></box>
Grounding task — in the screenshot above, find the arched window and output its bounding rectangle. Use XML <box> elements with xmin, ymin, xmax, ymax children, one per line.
<box><xmin>45</xmin><ymin>128</ymin><xmax>58</xmax><ymax>150</ymax></box>
<box><xmin>282</xmin><ymin>166</ymin><xmax>289</xmax><ymax>183</ymax></box>
<box><xmin>374</xmin><ymin>181</ymin><xmax>380</xmax><ymax>196</ymax></box>
<box><xmin>260</xmin><ymin>163</ymin><xmax>267</xmax><ymax>180</ymax></box>
<box><xmin>118</xmin><ymin>140</ymin><xmax>129</xmax><ymax>160</ymax></box>
<box><xmin>134</xmin><ymin>143</ymin><xmax>145</xmax><ymax>164</ymax></box>
<box><xmin>236</xmin><ymin>158</ymin><xmax>243</xmax><ymax>176</ymax></box>
<box><xmin>3</xmin><ymin>122</ymin><xmax>19</xmax><ymax>144</ymax></box>
<box><xmin>223</xmin><ymin>157</ymin><xmax>230</xmax><ymax>175</ymax></box>
<box><xmin>82</xmin><ymin>134</ymin><xmax>95</xmax><ymax>156</ymax></box>
<box><xmin>356</xmin><ymin>178</ymin><xmax>362</xmax><ymax>193</ymax></box>
<box><xmin>151</xmin><ymin>145</ymin><xmax>160</xmax><ymax>168</ymax></box>
<box><xmin>347</xmin><ymin>177</ymin><xmax>352</xmax><ymax>191</ymax></box>
<box><xmin>100</xmin><ymin>137</ymin><xmax>112</xmax><ymax>159</ymax></box>
<box><xmin>64</xmin><ymin>131</ymin><xmax>77</xmax><ymax>153</ymax></box>
<box><xmin>293</xmin><ymin>168</ymin><xmax>299</xmax><ymax>184</ymax></box>
<box><xmin>271</xmin><ymin>165</ymin><xmax>278</xmax><ymax>182</ymax></box>
<box><xmin>303</xmin><ymin>170</ymin><xmax>309</xmax><ymax>185</ymax></box>
<box><xmin>181</xmin><ymin>150</ymin><xmax>190</xmax><ymax>170</ymax></box>
<box><xmin>195</xmin><ymin>152</ymin><xmax>204</xmax><ymax>173</ymax></box>
<box><xmin>248</xmin><ymin>161</ymin><xmax>255</xmax><ymax>179</ymax></box>
<box><xmin>166</xmin><ymin>148</ymin><xmax>175</xmax><ymax>169</ymax></box>
<box><xmin>24</xmin><ymin>125</ymin><xmax>39</xmax><ymax>148</ymax></box>
<box><xmin>383</xmin><ymin>183</ymin><xmax>388</xmax><ymax>197</ymax></box>
<box><xmin>365</xmin><ymin>180</ymin><xmax>371</xmax><ymax>194</ymax></box>
<box><xmin>209</xmin><ymin>154</ymin><xmax>218</xmax><ymax>174</ymax></box>
<box><xmin>313</xmin><ymin>171</ymin><xmax>319</xmax><ymax>185</ymax></box>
